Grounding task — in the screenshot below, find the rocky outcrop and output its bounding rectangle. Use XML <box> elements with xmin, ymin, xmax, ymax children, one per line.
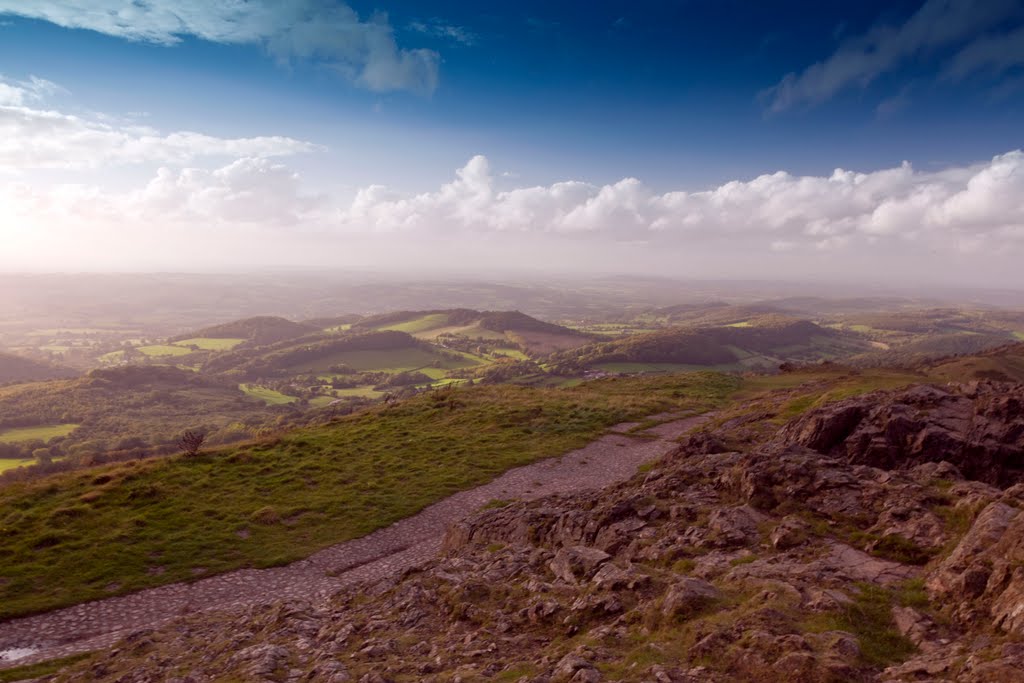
<box><xmin>777</xmin><ymin>381</ymin><xmax>1024</xmax><ymax>485</ymax></box>
<box><xmin>49</xmin><ymin>382</ymin><xmax>1024</xmax><ymax>682</ymax></box>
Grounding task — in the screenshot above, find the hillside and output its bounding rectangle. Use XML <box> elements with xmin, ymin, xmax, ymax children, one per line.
<box><xmin>354</xmin><ymin>308</ymin><xmax>591</xmax><ymax>355</ymax></box>
<box><xmin>0</xmin><ymin>351</ymin><xmax>77</xmax><ymax>385</ymax></box>
<box><xmin>33</xmin><ymin>372</ymin><xmax>1024</xmax><ymax>682</ymax></box>
<box><xmin>0</xmin><ymin>374</ymin><xmax>736</xmax><ymax>619</ymax></box>
<box><xmin>0</xmin><ymin>365</ymin><xmax>280</xmax><ymax>466</ymax></box>
<box><xmin>173</xmin><ymin>316</ymin><xmax>318</xmax><ymax>347</ymax></box>
<box><xmin>921</xmin><ymin>341</ymin><xmax>1024</xmax><ymax>382</ymax></box>
<box><xmin>558</xmin><ymin>317</ymin><xmax>871</xmax><ymax>372</ymax></box>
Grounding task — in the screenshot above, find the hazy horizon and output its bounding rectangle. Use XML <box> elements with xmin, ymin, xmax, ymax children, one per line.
<box><xmin>2</xmin><ymin>1</ymin><xmax>1024</xmax><ymax>285</ymax></box>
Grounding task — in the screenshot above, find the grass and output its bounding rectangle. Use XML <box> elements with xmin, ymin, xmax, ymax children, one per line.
<box><xmin>239</xmin><ymin>384</ymin><xmax>298</xmax><ymax>405</ymax></box>
<box><xmin>0</xmin><ymin>654</ymin><xmax>91</xmax><ymax>682</ymax></box>
<box><xmin>136</xmin><ymin>345</ymin><xmax>192</xmax><ymax>357</ymax></box>
<box><xmin>0</xmin><ymin>458</ymin><xmax>37</xmax><ymax>473</ymax></box>
<box><xmin>375</xmin><ymin>313</ymin><xmax>450</xmax><ymax>334</ymax></box>
<box><xmin>0</xmin><ymin>373</ymin><xmax>738</xmax><ymax>619</ymax></box>
<box><xmin>0</xmin><ymin>424</ymin><xmax>79</xmax><ymax>444</ymax></box>
<box><xmin>802</xmin><ymin>583</ymin><xmax>916</xmax><ymax>667</ymax></box>
<box><xmin>330</xmin><ymin>386</ymin><xmax>387</xmax><ymax>398</ymax></box>
<box><xmin>173</xmin><ymin>337</ymin><xmax>245</xmax><ymax>351</ymax></box>
<box><xmin>285</xmin><ymin>347</ymin><xmax>478</xmax><ymax>374</ymax></box>
<box><xmin>595</xmin><ymin>361</ymin><xmax>744</xmax><ymax>374</ymax></box>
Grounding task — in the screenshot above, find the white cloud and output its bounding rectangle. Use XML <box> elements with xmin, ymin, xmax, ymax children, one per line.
<box><xmin>945</xmin><ymin>24</ymin><xmax>1024</xmax><ymax>80</ymax></box>
<box><xmin>763</xmin><ymin>0</ymin><xmax>1020</xmax><ymax>112</ymax></box>
<box><xmin>4</xmin><ymin>150</ymin><xmax>1024</xmax><ymax>280</ymax></box>
<box><xmin>0</xmin><ymin>77</ymin><xmax>319</xmax><ymax>170</ymax></box>
<box><xmin>333</xmin><ymin>152</ymin><xmax>1024</xmax><ymax>255</ymax></box>
<box><xmin>408</xmin><ymin>19</ymin><xmax>476</xmax><ymax>46</ymax></box>
<box><xmin>0</xmin><ymin>75</ymin><xmax>63</xmax><ymax>106</ymax></box>
<box><xmin>0</xmin><ymin>1</ymin><xmax>439</xmax><ymax>94</ymax></box>
<box><xmin>132</xmin><ymin>157</ymin><xmax>324</xmax><ymax>225</ymax></box>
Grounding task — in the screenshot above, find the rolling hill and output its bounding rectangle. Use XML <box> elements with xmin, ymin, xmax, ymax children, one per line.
<box><xmin>172</xmin><ymin>316</ymin><xmax>318</xmax><ymax>347</ymax></box>
<box><xmin>557</xmin><ymin>317</ymin><xmax>872</xmax><ymax>372</ymax></box>
<box><xmin>353</xmin><ymin>308</ymin><xmax>591</xmax><ymax>355</ymax></box>
<box><xmin>0</xmin><ymin>351</ymin><xmax>77</xmax><ymax>384</ymax></box>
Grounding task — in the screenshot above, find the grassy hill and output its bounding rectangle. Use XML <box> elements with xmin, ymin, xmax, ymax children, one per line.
<box><xmin>0</xmin><ymin>366</ymin><xmax>279</xmax><ymax>465</ymax></box>
<box><xmin>557</xmin><ymin>317</ymin><xmax>871</xmax><ymax>372</ymax></box>
<box><xmin>921</xmin><ymin>342</ymin><xmax>1024</xmax><ymax>382</ymax></box>
<box><xmin>354</xmin><ymin>309</ymin><xmax>591</xmax><ymax>355</ymax></box>
<box><xmin>0</xmin><ymin>373</ymin><xmax>738</xmax><ymax>619</ymax></box>
<box><xmin>173</xmin><ymin>316</ymin><xmax>318</xmax><ymax>347</ymax></box>
<box><xmin>0</xmin><ymin>351</ymin><xmax>77</xmax><ymax>385</ymax></box>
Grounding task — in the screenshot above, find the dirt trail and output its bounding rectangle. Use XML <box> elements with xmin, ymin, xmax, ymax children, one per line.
<box><xmin>0</xmin><ymin>413</ymin><xmax>709</xmax><ymax>669</ymax></box>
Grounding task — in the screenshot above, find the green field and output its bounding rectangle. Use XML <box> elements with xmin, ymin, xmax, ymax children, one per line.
<box><xmin>0</xmin><ymin>457</ymin><xmax>36</xmax><ymax>473</ymax></box>
<box><xmin>0</xmin><ymin>423</ymin><xmax>79</xmax><ymax>444</ymax></box>
<box><xmin>0</xmin><ymin>456</ymin><xmax>66</xmax><ymax>473</ymax></box>
<box><xmin>137</xmin><ymin>345</ymin><xmax>192</xmax><ymax>357</ymax></box>
<box><xmin>491</xmin><ymin>348</ymin><xmax>530</xmax><ymax>360</ymax></box>
<box><xmin>286</xmin><ymin>347</ymin><xmax>480</xmax><ymax>374</ymax></box>
<box><xmin>240</xmin><ymin>384</ymin><xmax>298</xmax><ymax>405</ymax></box>
<box><xmin>595</xmin><ymin>361</ymin><xmax>745</xmax><ymax>374</ymax></box>
<box><xmin>0</xmin><ymin>374</ymin><xmax>738</xmax><ymax>619</ymax></box>
<box><xmin>173</xmin><ymin>337</ymin><xmax>245</xmax><ymax>351</ymax></box>
<box><xmin>377</xmin><ymin>313</ymin><xmax>450</xmax><ymax>334</ymax></box>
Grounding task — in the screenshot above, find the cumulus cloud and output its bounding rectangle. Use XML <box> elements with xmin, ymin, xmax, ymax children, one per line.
<box><xmin>0</xmin><ymin>77</ymin><xmax>319</xmax><ymax>170</ymax></box>
<box><xmin>0</xmin><ymin>0</ymin><xmax>439</xmax><ymax>94</ymax></box>
<box><xmin>763</xmin><ymin>0</ymin><xmax>1021</xmax><ymax>112</ymax></box>
<box><xmin>0</xmin><ymin>74</ymin><xmax>63</xmax><ymax>106</ymax></box>
<box><xmin>332</xmin><ymin>152</ymin><xmax>1024</xmax><ymax>255</ymax></box>
<box><xmin>4</xmin><ymin>150</ymin><xmax>1024</xmax><ymax>278</ymax></box>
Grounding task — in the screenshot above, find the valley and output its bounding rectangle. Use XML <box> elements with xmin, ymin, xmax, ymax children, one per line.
<box><xmin>2</xmin><ymin>275</ymin><xmax>1024</xmax><ymax>682</ymax></box>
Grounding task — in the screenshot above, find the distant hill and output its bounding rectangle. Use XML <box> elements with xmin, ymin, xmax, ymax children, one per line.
<box><xmin>354</xmin><ymin>309</ymin><xmax>590</xmax><ymax>355</ymax></box>
<box><xmin>917</xmin><ymin>342</ymin><xmax>1024</xmax><ymax>382</ymax></box>
<box><xmin>0</xmin><ymin>351</ymin><xmax>77</xmax><ymax>384</ymax></box>
<box><xmin>174</xmin><ymin>316</ymin><xmax>317</xmax><ymax>347</ymax></box>
<box><xmin>558</xmin><ymin>317</ymin><xmax>870</xmax><ymax>369</ymax></box>
<box><xmin>201</xmin><ymin>330</ymin><xmax>433</xmax><ymax>378</ymax></box>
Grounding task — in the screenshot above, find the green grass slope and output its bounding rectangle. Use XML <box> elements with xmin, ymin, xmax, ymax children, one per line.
<box><xmin>174</xmin><ymin>316</ymin><xmax>318</xmax><ymax>347</ymax></box>
<box><xmin>0</xmin><ymin>374</ymin><xmax>737</xmax><ymax>619</ymax></box>
<box><xmin>558</xmin><ymin>318</ymin><xmax>868</xmax><ymax>371</ymax></box>
<box><xmin>0</xmin><ymin>351</ymin><xmax>77</xmax><ymax>385</ymax></box>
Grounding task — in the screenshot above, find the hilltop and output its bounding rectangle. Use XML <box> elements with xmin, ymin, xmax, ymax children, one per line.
<box><xmin>34</xmin><ymin>361</ymin><xmax>1024</xmax><ymax>682</ymax></box>
<box><xmin>172</xmin><ymin>316</ymin><xmax>319</xmax><ymax>347</ymax></box>
<box><xmin>555</xmin><ymin>316</ymin><xmax>871</xmax><ymax>373</ymax></box>
<box><xmin>0</xmin><ymin>351</ymin><xmax>77</xmax><ymax>385</ymax></box>
<box><xmin>352</xmin><ymin>308</ymin><xmax>591</xmax><ymax>355</ymax></box>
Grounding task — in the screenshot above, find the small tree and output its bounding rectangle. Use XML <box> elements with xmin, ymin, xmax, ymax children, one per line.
<box><xmin>177</xmin><ymin>430</ymin><xmax>206</xmax><ymax>457</ymax></box>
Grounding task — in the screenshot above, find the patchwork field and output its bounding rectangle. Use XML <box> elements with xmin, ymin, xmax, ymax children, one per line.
<box><xmin>137</xmin><ymin>345</ymin><xmax>192</xmax><ymax>357</ymax></box>
<box><xmin>240</xmin><ymin>384</ymin><xmax>298</xmax><ymax>405</ymax></box>
<box><xmin>173</xmin><ymin>337</ymin><xmax>245</xmax><ymax>351</ymax></box>
<box><xmin>376</xmin><ymin>312</ymin><xmax>451</xmax><ymax>334</ymax></box>
<box><xmin>0</xmin><ymin>423</ymin><xmax>79</xmax><ymax>443</ymax></box>
<box><xmin>285</xmin><ymin>347</ymin><xmax>480</xmax><ymax>374</ymax></box>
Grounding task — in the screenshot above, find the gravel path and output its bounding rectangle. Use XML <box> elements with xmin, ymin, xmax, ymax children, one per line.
<box><xmin>0</xmin><ymin>413</ymin><xmax>709</xmax><ymax>668</ymax></box>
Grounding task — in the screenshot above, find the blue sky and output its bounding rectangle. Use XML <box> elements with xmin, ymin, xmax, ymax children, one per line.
<box><xmin>0</xmin><ymin>1</ymin><xmax>1023</xmax><ymax>284</ymax></box>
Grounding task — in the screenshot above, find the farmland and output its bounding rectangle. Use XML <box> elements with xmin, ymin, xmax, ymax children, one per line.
<box><xmin>137</xmin><ymin>345</ymin><xmax>192</xmax><ymax>357</ymax></box>
<box><xmin>173</xmin><ymin>338</ymin><xmax>245</xmax><ymax>351</ymax></box>
<box><xmin>0</xmin><ymin>424</ymin><xmax>79</xmax><ymax>443</ymax></box>
<box><xmin>239</xmin><ymin>384</ymin><xmax>298</xmax><ymax>405</ymax></box>
<box><xmin>0</xmin><ymin>373</ymin><xmax>738</xmax><ymax>618</ymax></box>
